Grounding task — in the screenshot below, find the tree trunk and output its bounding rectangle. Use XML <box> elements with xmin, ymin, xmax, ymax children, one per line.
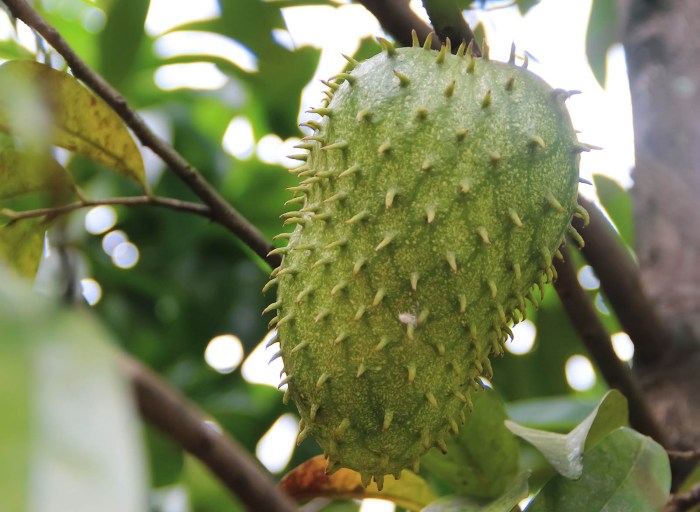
<box><xmin>623</xmin><ymin>0</ymin><xmax>700</xmax><ymax>451</ymax></box>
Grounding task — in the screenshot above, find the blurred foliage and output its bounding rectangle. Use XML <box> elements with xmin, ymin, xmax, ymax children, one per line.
<box><xmin>585</xmin><ymin>0</ymin><xmax>618</xmax><ymax>88</ymax></box>
<box><xmin>0</xmin><ymin>0</ymin><xmax>676</xmax><ymax>510</ymax></box>
<box><xmin>0</xmin><ymin>267</ymin><xmax>147</xmax><ymax>511</ymax></box>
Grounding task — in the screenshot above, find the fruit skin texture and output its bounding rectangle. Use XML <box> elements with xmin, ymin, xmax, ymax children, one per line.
<box><xmin>267</xmin><ymin>41</ymin><xmax>584</xmax><ymax>488</ymax></box>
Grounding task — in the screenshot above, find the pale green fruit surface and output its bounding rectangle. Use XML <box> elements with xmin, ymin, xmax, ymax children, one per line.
<box><xmin>267</xmin><ymin>42</ymin><xmax>584</xmax><ymax>489</ymax></box>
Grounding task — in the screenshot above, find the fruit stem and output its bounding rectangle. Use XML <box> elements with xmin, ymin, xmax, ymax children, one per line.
<box><xmin>422</xmin><ymin>0</ymin><xmax>482</xmax><ymax>56</ymax></box>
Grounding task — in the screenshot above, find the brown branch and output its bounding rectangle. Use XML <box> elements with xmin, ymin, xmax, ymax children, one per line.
<box><xmin>1</xmin><ymin>195</ymin><xmax>212</xmax><ymax>224</ymax></box>
<box><xmin>422</xmin><ymin>0</ymin><xmax>481</xmax><ymax>55</ymax></box>
<box><xmin>665</xmin><ymin>482</ymin><xmax>700</xmax><ymax>512</ymax></box>
<box><xmin>574</xmin><ymin>196</ymin><xmax>667</xmax><ymax>365</ymax></box>
<box><xmin>121</xmin><ymin>355</ymin><xmax>297</xmax><ymax>512</ymax></box>
<box><xmin>667</xmin><ymin>448</ymin><xmax>700</xmax><ymax>462</ymax></box>
<box><xmin>1</xmin><ymin>0</ymin><xmax>280</xmax><ymax>269</ymax></box>
<box><xmin>553</xmin><ymin>246</ymin><xmax>669</xmax><ymax>446</ymax></box>
<box><xmin>355</xmin><ymin>0</ymin><xmax>441</xmax><ymax>49</ymax></box>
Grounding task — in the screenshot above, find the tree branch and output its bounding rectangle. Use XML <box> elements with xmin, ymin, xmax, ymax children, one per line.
<box><xmin>553</xmin><ymin>247</ymin><xmax>668</xmax><ymax>446</ymax></box>
<box><xmin>574</xmin><ymin>196</ymin><xmax>667</xmax><ymax>365</ymax></box>
<box><xmin>1</xmin><ymin>0</ymin><xmax>281</xmax><ymax>269</ymax></box>
<box><xmin>1</xmin><ymin>195</ymin><xmax>213</xmax><ymax>224</ymax></box>
<box><xmin>665</xmin><ymin>482</ymin><xmax>700</xmax><ymax>512</ymax></box>
<box><xmin>121</xmin><ymin>355</ymin><xmax>297</xmax><ymax>512</ymax></box>
<box><xmin>355</xmin><ymin>0</ymin><xmax>441</xmax><ymax>49</ymax></box>
<box><xmin>422</xmin><ymin>0</ymin><xmax>481</xmax><ymax>55</ymax></box>
<box><xmin>667</xmin><ymin>448</ymin><xmax>700</xmax><ymax>462</ymax></box>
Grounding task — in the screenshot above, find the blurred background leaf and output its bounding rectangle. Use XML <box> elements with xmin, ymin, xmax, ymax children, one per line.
<box><xmin>0</xmin><ymin>267</ymin><xmax>148</xmax><ymax>512</ymax></box>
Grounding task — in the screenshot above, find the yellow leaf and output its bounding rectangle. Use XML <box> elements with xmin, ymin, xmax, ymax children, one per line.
<box><xmin>279</xmin><ymin>455</ymin><xmax>436</xmax><ymax>511</ymax></box>
<box><xmin>0</xmin><ymin>148</ymin><xmax>73</xmax><ymax>200</ymax></box>
<box><xmin>0</xmin><ymin>61</ymin><xmax>146</xmax><ymax>188</ymax></box>
<box><xmin>0</xmin><ymin>219</ymin><xmax>47</xmax><ymax>277</ymax></box>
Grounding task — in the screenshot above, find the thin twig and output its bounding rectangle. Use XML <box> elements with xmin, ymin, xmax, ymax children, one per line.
<box><xmin>0</xmin><ymin>195</ymin><xmax>213</xmax><ymax>224</ymax></box>
<box><xmin>356</xmin><ymin>0</ymin><xmax>441</xmax><ymax>49</ymax></box>
<box><xmin>422</xmin><ymin>0</ymin><xmax>482</xmax><ymax>55</ymax></box>
<box><xmin>665</xmin><ymin>482</ymin><xmax>700</xmax><ymax>512</ymax></box>
<box><xmin>121</xmin><ymin>355</ymin><xmax>298</xmax><ymax>512</ymax></box>
<box><xmin>574</xmin><ymin>196</ymin><xmax>667</xmax><ymax>365</ymax></box>
<box><xmin>1</xmin><ymin>0</ymin><xmax>280</xmax><ymax>269</ymax></box>
<box><xmin>553</xmin><ymin>246</ymin><xmax>668</xmax><ymax>447</ymax></box>
<box><xmin>667</xmin><ymin>448</ymin><xmax>700</xmax><ymax>462</ymax></box>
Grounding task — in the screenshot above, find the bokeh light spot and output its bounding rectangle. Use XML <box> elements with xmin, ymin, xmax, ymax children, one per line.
<box><xmin>506</xmin><ymin>320</ymin><xmax>537</xmax><ymax>355</ymax></box>
<box><xmin>256</xmin><ymin>134</ymin><xmax>283</xmax><ymax>164</ymax></box>
<box><xmin>102</xmin><ymin>230</ymin><xmax>127</xmax><ymax>256</ymax></box>
<box><xmin>112</xmin><ymin>241</ymin><xmax>140</xmax><ymax>269</ymax></box>
<box><xmin>241</xmin><ymin>330</ymin><xmax>284</xmax><ymax>389</ymax></box>
<box><xmin>280</xmin><ymin>137</ymin><xmax>303</xmax><ymax>167</ymax></box>
<box><xmin>85</xmin><ymin>205</ymin><xmax>117</xmax><ymax>235</ymax></box>
<box><xmin>360</xmin><ymin>499</ymin><xmax>396</xmax><ymax>512</ymax></box>
<box><xmin>577</xmin><ymin>265</ymin><xmax>600</xmax><ymax>290</ymax></box>
<box><xmin>611</xmin><ymin>332</ymin><xmax>635</xmax><ymax>362</ymax></box>
<box><xmin>594</xmin><ymin>292</ymin><xmax>611</xmax><ymax>315</ymax></box>
<box><xmin>223</xmin><ymin>116</ymin><xmax>255</xmax><ymax>160</ymax></box>
<box><xmin>145</xmin><ymin>0</ymin><xmax>220</xmax><ymax>36</ymax></box>
<box><xmin>80</xmin><ymin>278</ymin><xmax>102</xmax><ymax>306</ymax></box>
<box><xmin>565</xmin><ymin>355</ymin><xmax>596</xmax><ymax>391</ymax></box>
<box><xmin>154</xmin><ymin>31</ymin><xmax>258</xmax><ymax>72</ymax></box>
<box><xmin>256</xmin><ymin>413</ymin><xmax>298</xmax><ymax>473</ymax></box>
<box><xmin>154</xmin><ymin>63</ymin><xmax>228</xmax><ymax>91</ymax></box>
<box><xmin>204</xmin><ymin>334</ymin><xmax>244</xmax><ymax>374</ymax></box>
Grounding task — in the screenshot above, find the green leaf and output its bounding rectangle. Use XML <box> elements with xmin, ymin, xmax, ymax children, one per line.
<box><xmin>249</xmin><ymin>45</ymin><xmax>321</xmax><ymax>137</ymax></box>
<box><xmin>421</xmin><ymin>471</ymin><xmax>530</xmax><ymax>512</ymax></box>
<box><xmin>0</xmin><ymin>60</ymin><xmax>146</xmax><ymax>187</ymax></box>
<box><xmin>184</xmin><ymin>455</ymin><xmax>244</xmax><ymax>511</ymax></box>
<box><xmin>473</xmin><ymin>22</ymin><xmax>486</xmax><ymax>49</ymax></box>
<box><xmin>0</xmin><ymin>267</ymin><xmax>148</xmax><ymax>511</ymax></box>
<box><xmin>582</xmin><ymin>390</ymin><xmax>628</xmax><ymax>449</ymax></box>
<box><xmin>98</xmin><ymin>0</ymin><xmax>150</xmax><ymax>89</ymax></box>
<box><xmin>422</xmin><ymin>390</ymin><xmax>519</xmax><ymax>498</ymax></box>
<box><xmin>506</xmin><ymin>396</ymin><xmax>599</xmax><ymax>432</ymax></box>
<box><xmin>0</xmin><ymin>148</ymin><xmax>72</xmax><ymax>200</ymax></box>
<box><xmin>516</xmin><ymin>0</ymin><xmax>540</xmax><ymax>15</ymax></box>
<box><xmin>593</xmin><ymin>174</ymin><xmax>634</xmax><ymax>248</ymax></box>
<box><xmin>0</xmin><ymin>218</ymin><xmax>47</xmax><ymax>277</ymax></box>
<box><xmin>526</xmin><ymin>428</ymin><xmax>671</xmax><ymax>512</ymax></box>
<box><xmin>145</xmin><ymin>426</ymin><xmax>185</xmax><ymax>488</ymax></box>
<box><xmin>0</xmin><ymin>276</ymin><xmax>31</xmax><ymax>511</ymax></box>
<box><xmin>0</xmin><ymin>39</ymin><xmax>34</xmax><ymax>60</ymax></box>
<box><xmin>585</xmin><ymin>0</ymin><xmax>618</xmax><ymax>87</ymax></box>
<box><xmin>506</xmin><ymin>391</ymin><xmax>628</xmax><ymax>479</ymax></box>
<box><xmin>180</xmin><ymin>0</ymin><xmax>285</xmax><ymax>57</ymax></box>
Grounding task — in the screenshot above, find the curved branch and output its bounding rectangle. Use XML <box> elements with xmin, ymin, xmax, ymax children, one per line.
<box><xmin>422</xmin><ymin>0</ymin><xmax>481</xmax><ymax>55</ymax></box>
<box><xmin>553</xmin><ymin>247</ymin><xmax>668</xmax><ymax>446</ymax></box>
<box><xmin>665</xmin><ymin>482</ymin><xmax>700</xmax><ymax>512</ymax></box>
<box><xmin>1</xmin><ymin>196</ymin><xmax>213</xmax><ymax>224</ymax></box>
<box><xmin>356</xmin><ymin>0</ymin><xmax>441</xmax><ymax>49</ymax></box>
<box><xmin>574</xmin><ymin>196</ymin><xmax>667</xmax><ymax>365</ymax></box>
<box><xmin>667</xmin><ymin>448</ymin><xmax>700</xmax><ymax>462</ymax></box>
<box><xmin>121</xmin><ymin>355</ymin><xmax>297</xmax><ymax>512</ymax></box>
<box><xmin>1</xmin><ymin>0</ymin><xmax>280</xmax><ymax>269</ymax></box>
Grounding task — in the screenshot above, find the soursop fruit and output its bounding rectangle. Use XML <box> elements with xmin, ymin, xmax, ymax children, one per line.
<box><xmin>265</xmin><ymin>35</ymin><xmax>588</xmax><ymax>489</ymax></box>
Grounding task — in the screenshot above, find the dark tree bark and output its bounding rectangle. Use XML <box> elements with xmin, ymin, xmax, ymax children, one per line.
<box><xmin>623</xmin><ymin>0</ymin><xmax>700</xmax><ymax>451</ymax></box>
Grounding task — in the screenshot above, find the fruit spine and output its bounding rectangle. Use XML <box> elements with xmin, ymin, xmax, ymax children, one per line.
<box><xmin>265</xmin><ymin>34</ymin><xmax>589</xmax><ymax>489</ymax></box>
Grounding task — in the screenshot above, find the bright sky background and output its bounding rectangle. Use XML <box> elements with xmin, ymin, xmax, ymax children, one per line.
<box><xmin>3</xmin><ymin>2</ymin><xmax>636</xmax><ymax>510</ymax></box>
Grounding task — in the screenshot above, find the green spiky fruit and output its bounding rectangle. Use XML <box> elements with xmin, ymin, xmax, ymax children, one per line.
<box><xmin>266</xmin><ymin>37</ymin><xmax>588</xmax><ymax>489</ymax></box>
